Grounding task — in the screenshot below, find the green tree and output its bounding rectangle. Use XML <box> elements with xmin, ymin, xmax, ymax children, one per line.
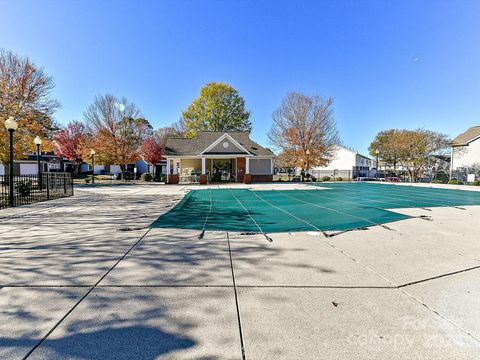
<box><xmin>368</xmin><ymin>129</ymin><xmax>402</xmax><ymax>174</ymax></box>
<box><xmin>369</xmin><ymin>128</ymin><xmax>450</xmax><ymax>181</ymax></box>
<box><xmin>181</xmin><ymin>82</ymin><xmax>251</xmax><ymax>137</ymax></box>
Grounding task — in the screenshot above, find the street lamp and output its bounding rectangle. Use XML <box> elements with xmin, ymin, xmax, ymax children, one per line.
<box><xmin>34</xmin><ymin>136</ymin><xmax>42</xmax><ymax>189</ymax></box>
<box><xmin>375</xmin><ymin>149</ymin><xmax>380</xmax><ymax>180</ymax></box>
<box><xmin>4</xmin><ymin>117</ymin><xmax>18</xmax><ymax>207</ymax></box>
<box><xmin>90</xmin><ymin>149</ymin><xmax>96</xmax><ymax>184</ymax></box>
<box><xmin>305</xmin><ymin>149</ymin><xmax>311</xmax><ymax>181</ymax></box>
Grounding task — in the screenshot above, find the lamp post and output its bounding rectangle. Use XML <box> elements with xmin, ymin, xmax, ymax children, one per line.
<box><xmin>90</xmin><ymin>149</ymin><xmax>96</xmax><ymax>184</ymax></box>
<box><xmin>34</xmin><ymin>136</ymin><xmax>42</xmax><ymax>189</ymax></box>
<box><xmin>4</xmin><ymin>117</ymin><xmax>18</xmax><ymax>207</ymax></box>
<box><xmin>375</xmin><ymin>149</ymin><xmax>380</xmax><ymax>180</ymax></box>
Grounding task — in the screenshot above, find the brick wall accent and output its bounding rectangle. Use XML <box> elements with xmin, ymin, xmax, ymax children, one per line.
<box><xmin>168</xmin><ymin>174</ymin><xmax>179</xmax><ymax>184</ymax></box>
<box><xmin>244</xmin><ymin>174</ymin><xmax>252</xmax><ymax>184</ymax></box>
<box><xmin>251</xmin><ymin>175</ymin><xmax>273</xmax><ymax>182</ymax></box>
<box><xmin>236</xmin><ymin>157</ymin><xmax>245</xmax><ymax>183</ymax></box>
<box><xmin>199</xmin><ymin>174</ymin><xmax>208</xmax><ymax>185</ymax></box>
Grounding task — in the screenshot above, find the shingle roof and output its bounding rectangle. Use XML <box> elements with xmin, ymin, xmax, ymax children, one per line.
<box><xmin>164</xmin><ymin>131</ymin><xmax>275</xmax><ymax>157</ymax></box>
<box><xmin>452</xmin><ymin>126</ymin><xmax>480</xmax><ymax>146</ymax></box>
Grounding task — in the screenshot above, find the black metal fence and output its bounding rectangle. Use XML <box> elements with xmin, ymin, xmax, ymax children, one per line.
<box><xmin>0</xmin><ymin>172</ymin><xmax>74</xmax><ymax>209</ymax></box>
<box><xmin>309</xmin><ymin>169</ymin><xmax>386</xmax><ymax>181</ymax></box>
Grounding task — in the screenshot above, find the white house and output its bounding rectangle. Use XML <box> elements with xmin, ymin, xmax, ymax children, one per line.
<box><xmin>310</xmin><ymin>145</ymin><xmax>374</xmax><ymax>178</ymax></box>
<box><xmin>450</xmin><ymin>126</ymin><xmax>480</xmax><ymax>173</ymax></box>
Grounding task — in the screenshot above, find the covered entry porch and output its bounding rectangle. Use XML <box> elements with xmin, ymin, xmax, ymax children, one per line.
<box><xmin>166</xmin><ymin>156</ymin><xmax>273</xmax><ymax>184</ymax></box>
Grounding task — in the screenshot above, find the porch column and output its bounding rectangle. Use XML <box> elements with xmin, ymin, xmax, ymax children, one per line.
<box><xmin>173</xmin><ymin>158</ymin><xmax>178</xmax><ymax>175</ymax></box>
<box><xmin>200</xmin><ymin>157</ymin><xmax>208</xmax><ymax>184</ymax></box>
<box><xmin>244</xmin><ymin>157</ymin><xmax>251</xmax><ymax>184</ymax></box>
<box><xmin>166</xmin><ymin>158</ymin><xmax>171</xmax><ymax>174</ymax></box>
<box><xmin>270</xmin><ymin>158</ymin><xmax>274</xmax><ymax>174</ymax></box>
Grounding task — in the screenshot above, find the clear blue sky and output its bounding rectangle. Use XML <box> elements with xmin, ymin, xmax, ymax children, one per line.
<box><xmin>1</xmin><ymin>0</ymin><xmax>479</xmax><ymax>155</ymax></box>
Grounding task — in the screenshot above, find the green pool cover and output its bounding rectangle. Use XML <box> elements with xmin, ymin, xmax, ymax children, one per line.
<box><xmin>150</xmin><ymin>182</ymin><xmax>480</xmax><ymax>233</ymax></box>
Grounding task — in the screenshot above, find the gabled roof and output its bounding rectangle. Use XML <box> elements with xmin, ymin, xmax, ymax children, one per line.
<box><xmin>336</xmin><ymin>145</ymin><xmax>372</xmax><ymax>160</ymax></box>
<box><xmin>452</xmin><ymin>126</ymin><xmax>480</xmax><ymax>146</ymax></box>
<box><xmin>164</xmin><ymin>131</ymin><xmax>275</xmax><ymax>157</ymax></box>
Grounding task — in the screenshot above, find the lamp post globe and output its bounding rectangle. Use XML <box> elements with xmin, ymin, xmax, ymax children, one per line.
<box><xmin>4</xmin><ymin>117</ymin><xmax>18</xmax><ymax>207</ymax></box>
<box><xmin>4</xmin><ymin>116</ymin><xmax>18</xmax><ymax>131</ymax></box>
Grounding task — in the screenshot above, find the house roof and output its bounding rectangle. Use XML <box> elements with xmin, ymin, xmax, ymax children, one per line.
<box><xmin>164</xmin><ymin>131</ymin><xmax>275</xmax><ymax>157</ymax></box>
<box><xmin>337</xmin><ymin>145</ymin><xmax>372</xmax><ymax>160</ymax></box>
<box><xmin>452</xmin><ymin>126</ymin><xmax>480</xmax><ymax>146</ymax></box>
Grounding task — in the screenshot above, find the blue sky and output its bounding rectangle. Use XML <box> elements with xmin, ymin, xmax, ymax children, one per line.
<box><xmin>1</xmin><ymin>0</ymin><xmax>479</xmax><ymax>155</ymax></box>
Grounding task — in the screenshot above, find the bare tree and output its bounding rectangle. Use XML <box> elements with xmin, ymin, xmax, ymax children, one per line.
<box><xmin>156</xmin><ymin>124</ymin><xmax>183</xmax><ymax>145</ymax></box>
<box><xmin>268</xmin><ymin>92</ymin><xmax>339</xmax><ymax>179</ymax></box>
<box><xmin>83</xmin><ymin>94</ymin><xmax>152</xmax><ymax>179</ymax></box>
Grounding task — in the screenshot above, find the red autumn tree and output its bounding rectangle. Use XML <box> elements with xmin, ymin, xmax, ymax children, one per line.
<box><xmin>139</xmin><ymin>136</ymin><xmax>164</xmax><ymax>175</ymax></box>
<box><xmin>53</xmin><ymin>121</ymin><xmax>87</xmax><ymax>173</ymax></box>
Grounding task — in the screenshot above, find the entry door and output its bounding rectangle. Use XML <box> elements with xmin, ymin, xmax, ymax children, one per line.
<box><xmin>237</xmin><ymin>157</ymin><xmax>245</xmax><ymax>183</ymax></box>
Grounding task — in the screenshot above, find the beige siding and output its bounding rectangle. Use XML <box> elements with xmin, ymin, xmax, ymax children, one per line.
<box><xmin>206</xmin><ymin>140</ymin><xmax>245</xmax><ymax>154</ymax></box>
<box><xmin>180</xmin><ymin>159</ymin><xmax>202</xmax><ymax>175</ymax></box>
<box><xmin>250</xmin><ymin>158</ymin><xmax>272</xmax><ymax>175</ymax></box>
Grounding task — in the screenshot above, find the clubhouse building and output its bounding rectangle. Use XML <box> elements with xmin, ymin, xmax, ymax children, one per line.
<box><xmin>163</xmin><ymin>131</ymin><xmax>275</xmax><ymax>184</ymax></box>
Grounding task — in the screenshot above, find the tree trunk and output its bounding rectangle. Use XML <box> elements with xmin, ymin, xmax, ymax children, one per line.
<box><xmin>120</xmin><ymin>164</ymin><xmax>126</xmax><ymax>181</ymax></box>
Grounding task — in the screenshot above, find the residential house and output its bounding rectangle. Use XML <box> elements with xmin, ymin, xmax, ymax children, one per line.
<box><xmin>310</xmin><ymin>145</ymin><xmax>374</xmax><ymax>179</ymax></box>
<box><xmin>163</xmin><ymin>131</ymin><xmax>275</xmax><ymax>184</ymax></box>
<box><xmin>450</xmin><ymin>126</ymin><xmax>480</xmax><ymax>172</ymax></box>
<box><xmin>0</xmin><ymin>153</ymin><xmax>74</xmax><ymax>176</ymax></box>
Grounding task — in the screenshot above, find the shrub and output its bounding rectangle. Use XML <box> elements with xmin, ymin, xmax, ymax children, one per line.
<box><xmin>154</xmin><ymin>173</ymin><xmax>166</xmax><ymax>182</ymax></box>
<box><xmin>472</xmin><ymin>180</ymin><xmax>479</xmax><ymax>186</ymax></box>
<box><xmin>336</xmin><ymin>177</ymin><xmax>343</xmax><ymax>182</ymax></box>
<box><xmin>15</xmin><ymin>180</ymin><xmax>32</xmax><ymax>196</ymax></box>
<box><xmin>322</xmin><ymin>176</ymin><xmax>331</xmax><ymax>182</ymax></box>
<box><xmin>431</xmin><ymin>179</ymin><xmax>445</xmax><ymax>184</ymax></box>
<box><xmin>448</xmin><ymin>179</ymin><xmax>463</xmax><ymax>185</ymax></box>
<box><xmin>141</xmin><ymin>172</ymin><xmax>153</xmax><ymax>182</ymax></box>
<box><xmin>84</xmin><ymin>176</ymin><xmax>91</xmax><ymax>184</ymax></box>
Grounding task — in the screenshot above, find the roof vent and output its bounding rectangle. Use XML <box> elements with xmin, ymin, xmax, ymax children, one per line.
<box><xmin>251</xmin><ymin>147</ymin><xmax>258</xmax><ymax>150</ymax></box>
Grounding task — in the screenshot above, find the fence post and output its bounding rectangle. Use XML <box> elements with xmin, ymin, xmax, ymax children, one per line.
<box><xmin>71</xmin><ymin>174</ymin><xmax>74</xmax><ymax>196</ymax></box>
<box><xmin>64</xmin><ymin>173</ymin><xmax>67</xmax><ymax>194</ymax></box>
<box><xmin>46</xmin><ymin>173</ymin><xmax>50</xmax><ymax>200</ymax></box>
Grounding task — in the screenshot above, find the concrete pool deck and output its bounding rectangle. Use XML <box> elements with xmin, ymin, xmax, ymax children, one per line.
<box><xmin>0</xmin><ymin>183</ymin><xmax>479</xmax><ymax>359</ymax></box>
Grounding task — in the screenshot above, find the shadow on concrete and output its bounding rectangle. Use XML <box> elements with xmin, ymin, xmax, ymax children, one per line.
<box><xmin>0</xmin><ymin>326</ymin><xmax>195</xmax><ymax>359</ymax></box>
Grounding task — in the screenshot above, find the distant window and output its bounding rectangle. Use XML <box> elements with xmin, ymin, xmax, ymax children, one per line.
<box><xmin>223</xmin><ymin>142</ymin><xmax>229</xmax><ymax>148</ymax></box>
